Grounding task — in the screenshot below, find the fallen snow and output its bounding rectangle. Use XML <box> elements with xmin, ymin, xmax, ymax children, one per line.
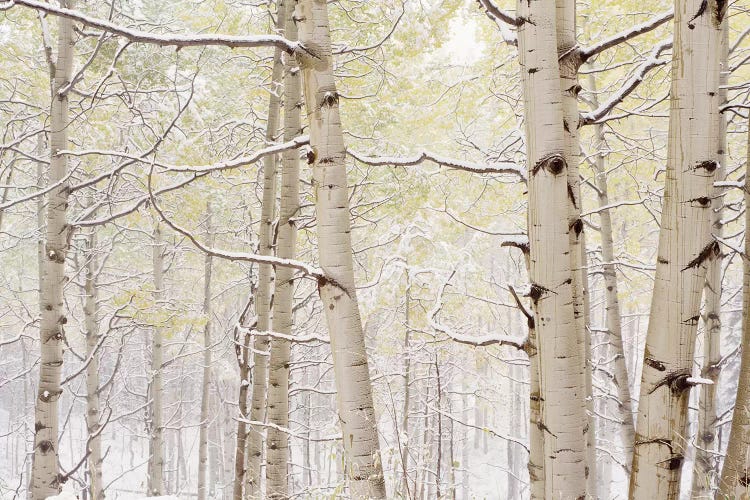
<box><xmin>133</xmin><ymin>497</ymin><xmax>180</xmax><ymax>500</ymax></box>
<box><xmin>45</xmin><ymin>486</ymin><xmax>77</xmax><ymax>500</ymax></box>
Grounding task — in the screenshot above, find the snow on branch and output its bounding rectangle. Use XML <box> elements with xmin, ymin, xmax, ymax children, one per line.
<box><xmin>581</xmin><ymin>39</ymin><xmax>672</xmax><ymax>125</ymax></box>
<box><xmin>580</xmin><ymin>10</ymin><xmax>673</xmax><ymax>62</ymax></box>
<box><xmin>147</xmin><ymin>167</ymin><xmax>326</xmax><ymax>279</ymax></box>
<box><xmin>580</xmin><ymin>199</ymin><xmax>646</xmax><ymax>217</ymax></box>
<box><xmin>4</xmin><ymin>0</ymin><xmax>300</xmax><ymax>53</ymax></box>
<box><xmin>348</xmin><ymin>149</ymin><xmax>526</xmax><ymax>180</ymax></box>
<box><xmin>475</xmin><ymin>0</ymin><xmax>520</xmax><ymax>27</ymax></box>
<box><xmin>61</xmin><ymin>135</ymin><xmax>310</xmax><ymax>174</ymax></box>
<box><xmin>429</xmin><ymin>270</ymin><xmax>527</xmax><ymax>350</ymax></box>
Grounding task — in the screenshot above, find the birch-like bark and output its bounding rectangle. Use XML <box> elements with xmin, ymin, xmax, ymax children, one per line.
<box><xmin>400</xmin><ymin>272</ymin><xmax>412</xmax><ymax>498</ymax></box>
<box><xmin>232</xmin><ymin>321</ymin><xmax>251</xmax><ymax>500</ymax></box>
<box><xmin>83</xmin><ymin>226</ymin><xmax>104</xmax><ymax>500</ymax></box>
<box><xmin>296</xmin><ymin>1</ymin><xmax>386</xmax><ymax>496</ymax></box>
<box><xmin>587</xmin><ymin>71</ymin><xmax>636</xmax><ymax>468</ymax></box>
<box><xmin>692</xmin><ymin>16</ymin><xmax>728</xmax><ymax>497</ymax></box>
<box><xmin>31</xmin><ymin>2</ymin><xmax>74</xmax><ymax>496</ymax></box>
<box><xmin>516</xmin><ymin>1</ymin><xmax>588</xmax><ymax>497</ymax></box>
<box><xmin>629</xmin><ymin>2</ymin><xmax>724</xmax><ymax>498</ymax></box>
<box><xmin>717</xmin><ymin>115</ymin><xmax>750</xmax><ymax>498</ymax></box>
<box><xmin>265</xmin><ymin>1</ymin><xmax>300</xmax><ymax>495</ymax></box>
<box><xmin>197</xmin><ymin>204</ymin><xmax>213</xmax><ymax>500</ymax></box>
<box><xmin>555</xmin><ymin>2</ymin><xmax>596</xmax><ymax>491</ymax></box>
<box><xmin>245</xmin><ymin>4</ymin><xmax>286</xmax><ymax>496</ymax></box>
<box><xmin>147</xmin><ymin>223</ymin><xmax>166</xmax><ymax>496</ymax></box>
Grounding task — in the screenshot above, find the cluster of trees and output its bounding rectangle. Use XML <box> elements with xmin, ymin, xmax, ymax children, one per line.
<box><xmin>0</xmin><ymin>0</ymin><xmax>749</xmax><ymax>499</ymax></box>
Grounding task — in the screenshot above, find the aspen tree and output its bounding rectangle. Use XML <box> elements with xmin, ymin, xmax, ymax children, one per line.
<box><xmin>692</xmin><ymin>15</ymin><xmax>728</xmax><ymax>496</ymax></box>
<box><xmin>197</xmin><ymin>203</ymin><xmax>213</xmax><ymax>500</ymax></box>
<box><xmin>516</xmin><ymin>1</ymin><xmax>588</xmax><ymax>497</ymax></box>
<box><xmin>266</xmin><ymin>0</ymin><xmax>301</xmax><ymax>495</ymax></box>
<box><xmin>555</xmin><ymin>1</ymin><xmax>596</xmax><ymax>490</ymax></box>
<box><xmin>587</xmin><ymin>71</ymin><xmax>636</xmax><ymax>468</ymax></box>
<box><xmin>245</xmin><ymin>2</ymin><xmax>286</xmax><ymax>495</ymax></box>
<box><xmin>717</xmin><ymin>115</ymin><xmax>750</xmax><ymax>498</ymax></box>
<box><xmin>83</xmin><ymin>226</ymin><xmax>103</xmax><ymax>500</ymax></box>
<box><xmin>296</xmin><ymin>0</ymin><xmax>386</xmax><ymax>496</ymax></box>
<box><xmin>31</xmin><ymin>2</ymin><xmax>75</xmax><ymax>496</ymax></box>
<box><xmin>629</xmin><ymin>2</ymin><xmax>724</xmax><ymax>498</ymax></box>
<box><xmin>147</xmin><ymin>222</ymin><xmax>166</xmax><ymax>496</ymax></box>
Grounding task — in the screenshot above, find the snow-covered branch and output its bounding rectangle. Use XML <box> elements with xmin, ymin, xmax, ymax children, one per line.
<box><xmin>429</xmin><ymin>270</ymin><xmax>527</xmax><ymax>350</ymax></box>
<box><xmin>4</xmin><ymin>0</ymin><xmax>300</xmax><ymax>53</ymax></box>
<box><xmin>475</xmin><ymin>0</ymin><xmax>520</xmax><ymax>27</ymax></box>
<box><xmin>348</xmin><ymin>150</ymin><xmax>525</xmax><ymax>180</ymax></box>
<box><xmin>62</xmin><ymin>135</ymin><xmax>310</xmax><ymax>174</ymax></box>
<box><xmin>147</xmin><ymin>167</ymin><xmax>326</xmax><ymax>279</ymax></box>
<box><xmin>581</xmin><ymin>40</ymin><xmax>672</xmax><ymax>125</ymax></box>
<box><xmin>580</xmin><ymin>10</ymin><xmax>673</xmax><ymax>62</ymax></box>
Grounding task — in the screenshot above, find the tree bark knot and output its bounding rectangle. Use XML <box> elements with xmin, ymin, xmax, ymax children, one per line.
<box><xmin>682</xmin><ymin>241</ymin><xmax>720</xmax><ymax>271</ymax></box>
<box><xmin>649</xmin><ymin>368</ymin><xmax>692</xmax><ymax>394</ymax></box>
<box><xmin>316</xmin><ymin>274</ymin><xmax>353</xmax><ymax>298</ymax></box>
<box><xmin>694</xmin><ymin>159</ymin><xmax>718</xmax><ymax>175</ymax></box>
<box><xmin>531</xmin><ymin>153</ymin><xmax>566</xmax><ymax>177</ymax></box>
<box><xmin>528</xmin><ymin>283</ymin><xmax>553</xmax><ymax>305</ymax></box>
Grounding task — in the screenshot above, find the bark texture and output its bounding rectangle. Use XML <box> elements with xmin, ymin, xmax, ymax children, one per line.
<box><xmin>147</xmin><ymin>223</ymin><xmax>166</xmax><ymax>495</ymax></box>
<box><xmin>31</xmin><ymin>3</ymin><xmax>74</xmax><ymax>496</ymax></box>
<box><xmin>297</xmin><ymin>0</ymin><xmax>386</xmax><ymax>497</ymax></box>
<box><xmin>588</xmin><ymin>71</ymin><xmax>636</xmax><ymax>469</ymax></box>
<box><xmin>84</xmin><ymin>227</ymin><xmax>104</xmax><ymax>500</ymax></box>
<box><xmin>717</xmin><ymin>115</ymin><xmax>750</xmax><ymax>498</ymax></box>
<box><xmin>245</xmin><ymin>2</ymin><xmax>286</xmax><ymax>495</ymax></box>
<box><xmin>266</xmin><ymin>0</ymin><xmax>301</xmax><ymax>495</ymax></box>
<box><xmin>629</xmin><ymin>2</ymin><xmax>724</xmax><ymax>498</ymax></box>
<box><xmin>516</xmin><ymin>2</ymin><xmax>588</xmax><ymax>497</ymax></box>
<box><xmin>555</xmin><ymin>1</ymin><xmax>596</xmax><ymax>491</ymax></box>
<box><xmin>197</xmin><ymin>204</ymin><xmax>213</xmax><ymax>500</ymax></box>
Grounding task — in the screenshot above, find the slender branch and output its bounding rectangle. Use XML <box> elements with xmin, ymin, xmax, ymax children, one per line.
<box><xmin>581</xmin><ymin>40</ymin><xmax>672</xmax><ymax>125</ymax></box>
<box><xmin>580</xmin><ymin>10</ymin><xmax>673</xmax><ymax>62</ymax></box>
<box><xmin>4</xmin><ymin>0</ymin><xmax>300</xmax><ymax>53</ymax></box>
<box><xmin>348</xmin><ymin>149</ymin><xmax>525</xmax><ymax>180</ymax></box>
<box><xmin>147</xmin><ymin>165</ymin><xmax>326</xmax><ymax>279</ymax></box>
<box><xmin>475</xmin><ymin>0</ymin><xmax>520</xmax><ymax>27</ymax></box>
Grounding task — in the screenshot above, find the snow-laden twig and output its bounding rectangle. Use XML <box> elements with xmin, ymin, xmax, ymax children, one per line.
<box><xmin>581</xmin><ymin>40</ymin><xmax>672</xmax><ymax>125</ymax></box>
<box><xmin>348</xmin><ymin>149</ymin><xmax>525</xmax><ymax>180</ymax></box>
<box><xmin>5</xmin><ymin>0</ymin><xmax>300</xmax><ymax>52</ymax></box>
<box><xmin>61</xmin><ymin>135</ymin><xmax>310</xmax><ymax>174</ymax></box>
<box><xmin>580</xmin><ymin>10</ymin><xmax>673</xmax><ymax>61</ymax></box>
<box><xmin>429</xmin><ymin>269</ymin><xmax>527</xmax><ymax>350</ymax></box>
<box><xmin>580</xmin><ymin>199</ymin><xmax>645</xmax><ymax>217</ymax></box>
<box><xmin>147</xmin><ymin>165</ymin><xmax>326</xmax><ymax>279</ymax></box>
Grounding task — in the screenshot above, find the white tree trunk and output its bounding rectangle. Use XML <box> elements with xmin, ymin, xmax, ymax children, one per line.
<box><xmin>691</xmin><ymin>16</ymin><xmax>728</xmax><ymax>498</ymax></box>
<box><xmin>31</xmin><ymin>2</ymin><xmax>74</xmax><ymax>496</ymax></box>
<box><xmin>83</xmin><ymin>226</ymin><xmax>104</xmax><ymax>500</ymax></box>
<box><xmin>245</xmin><ymin>3</ymin><xmax>286</xmax><ymax>496</ymax></box>
<box><xmin>297</xmin><ymin>0</ymin><xmax>386</xmax><ymax>497</ymax></box>
<box><xmin>555</xmin><ymin>2</ymin><xmax>597</xmax><ymax>492</ymax></box>
<box><xmin>629</xmin><ymin>2</ymin><xmax>724</xmax><ymax>499</ymax></box>
<box><xmin>198</xmin><ymin>203</ymin><xmax>213</xmax><ymax>500</ymax></box>
<box><xmin>148</xmin><ymin>223</ymin><xmax>166</xmax><ymax>496</ymax></box>
<box><xmin>266</xmin><ymin>0</ymin><xmax>301</xmax><ymax>495</ymax></box>
<box><xmin>717</xmin><ymin>115</ymin><xmax>750</xmax><ymax>498</ymax></box>
<box><xmin>516</xmin><ymin>1</ymin><xmax>589</xmax><ymax>497</ymax></box>
<box><xmin>586</xmin><ymin>71</ymin><xmax>637</xmax><ymax>470</ymax></box>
